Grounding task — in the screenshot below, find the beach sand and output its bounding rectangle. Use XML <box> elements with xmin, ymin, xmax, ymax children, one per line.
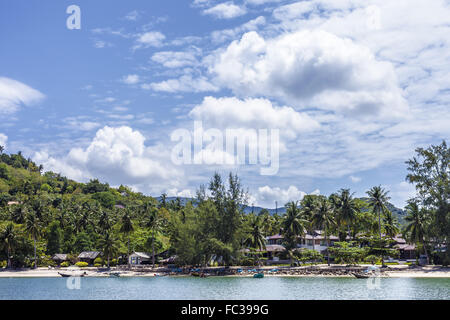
<box><xmin>1</xmin><ymin>265</ymin><xmax>449</xmax><ymax>278</ymax></box>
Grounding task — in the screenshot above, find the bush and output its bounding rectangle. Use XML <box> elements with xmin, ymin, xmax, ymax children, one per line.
<box><xmin>109</xmin><ymin>259</ymin><xmax>118</xmax><ymax>267</ymax></box>
<box><xmin>75</xmin><ymin>261</ymin><xmax>88</xmax><ymax>268</ymax></box>
<box><xmin>94</xmin><ymin>257</ymin><xmax>103</xmax><ymax>265</ymax></box>
<box><xmin>60</xmin><ymin>261</ymin><xmax>70</xmax><ymax>267</ymax></box>
<box><xmin>0</xmin><ymin>260</ymin><xmax>6</xmax><ymax>268</ymax></box>
<box><xmin>364</xmin><ymin>255</ymin><xmax>381</xmax><ymax>264</ymax></box>
<box><xmin>94</xmin><ymin>263</ymin><xmax>102</xmax><ymax>267</ymax></box>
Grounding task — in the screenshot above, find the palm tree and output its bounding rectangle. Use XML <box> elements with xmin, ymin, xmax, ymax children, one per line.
<box><xmin>120</xmin><ymin>209</ymin><xmax>134</xmax><ymax>268</ymax></box>
<box><xmin>0</xmin><ymin>223</ymin><xmax>18</xmax><ymax>268</ymax></box>
<box><xmin>99</xmin><ymin>232</ymin><xmax>119</xmax><ymax>268</ymax></box>
<box><xmin>312</xmin><ymin>198</ymin><xmax>335</xmax><ymax>265</ymax></box>
<box><xmin>383</xmin><ymin>210</ymin><xmax>400</xmax><ymax>239</ymax></box>
<box><xmin>244</xmin><ymin>215</ymin><xmax>266</xmax><ymax>265</ymax></box>
<box><xmin>142</xmin><ymin>203</ymin><xmax>161</xmax><ymax>268</ymax></box>
<box><xmin>24</xmin><ymin>212</ymin><xmax>41</xmax><ymax>269</ymax></box>
<box><xmin>404</xmin><ymin>199</ymin><xmax>430</xmax><ymax>264</ymax></box>
<box><xmin>367</xmin><ymin>186</ymin><xmax>391</xmax><ymax>240</ymax></box>
<box><xmin>282</xmin><ymin>201</ymin><xmax>308</xmax><ymax>265</ymax></box>
<box><xmin>335</xmin><ymin>189</ymin><xmax>359</xmax><ymax>239</ymax></box>
<box><xmin>300</xmin><ymin>195</ymin><xmax>319</xmax><ymax>251</ymax></box>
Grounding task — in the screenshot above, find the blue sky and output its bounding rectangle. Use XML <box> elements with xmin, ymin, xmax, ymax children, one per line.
<box><xmin>1</xmin><ymin>0</ymin><xmax>449</xmax><ymax>208</ymax></box>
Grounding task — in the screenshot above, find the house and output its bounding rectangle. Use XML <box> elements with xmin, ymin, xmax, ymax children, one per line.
<box><xmin>52</xmin><ymin>254</ymin><xmax>69</xmax><ymax>265</ymax></box>
<box><xmin>129</xmin><ymin>252</ymin><xmax>151</xmax><ymax>265</ymax></box>
<box><xmin>78</xmin><ymin>251</ymin><xmax>101</xmax><ymax>265</ymax></box>
<box><xmin>266</xmin><ymin>231</ymin><xmax>340</xmax><ymax>255</ymax></box>
<box><xmin>7</xmin><ymin>201</ymin><xmax>20</xmax><ymax>206</ymax></box>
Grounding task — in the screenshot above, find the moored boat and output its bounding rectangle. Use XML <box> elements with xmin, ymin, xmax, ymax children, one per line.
<box><xmin>253</xmin><ymin>273</ymin><xmax>264</xmax><ymax>278</ymax></box>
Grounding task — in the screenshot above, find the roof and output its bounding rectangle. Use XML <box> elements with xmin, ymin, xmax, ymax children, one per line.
<box><xmin>396</xmin><ymin>244</ymin><xmax>416</xmax><ymax>250</ymax></box>
<box><xmin>7</xmin><ymin>201</ymin><xmax>20</xmax><ymax>206</ymax></box>
<box><xmin>265</xmin><ymin>244</ymin><xmax>285</xmax><ymax>252</ymax></box>
<box><xmin>52</xmin><ymin>254</ymin><xmax>68</xmax><ymax>260</ymax></box>
<box><xmin>130</xmin><ymin>252</ymin><xmax>151</xmax><ymax>259</ymax></box>
<box><xmin>78</xmin><ymin>251</ymin><xmax>101</xmax><ymax>259</ymax></box>
<box><xmin>267</xmin><ymin>234</ymin><xmax>283</xmax><ymax>240</ymax></box>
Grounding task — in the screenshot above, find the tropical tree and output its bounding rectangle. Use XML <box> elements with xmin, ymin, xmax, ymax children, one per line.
<box><xmin>142</xmin><ymin>202</ymin><xmax>162</xmax><ymax>268</ymax></box>
<box><xmin>99</xmin><ymin>231</ymin><xmax>119</xmax><ymax>268</ymax></box>
<box><xmin>367</xmin><ymin>186</ymin><xmax>391</xmax><ymax>240</ymax></box>
<box><xmin>383</xmin><ymin>210</ymin><xmax>400</xmax><ymax>239</ymax></box>
<box><xmin>312</xmin><ymin>197</ymin><xmax>335</xmax><ymax>265</ymax></box>
<box><xmin>300</xmin><ymin>195</ymin><xmax>320</xmax><ymax>251</ymax></box>
<box><xmin>244</xmin><ymin>215</ymin><xmax>266</xmax><ymax>265</ymax></box>
<box><xmin>120</xmin><ymin>209</ymin><xmax>134</xmax><ymax>267</ymax></box>
<box><xmin>333</xmin><ymin>189</ymin><xmax>359</xmax><ymax>239</ymax></box>
<box><xmin>404</xmin><ymin>199</ymin><xmax>430</xmax><ymax>264</ymax></box>
<box><xmin>282</xmin><ymin>201</ymin><xmax>308</xmax><ymax>265</ymax></box>
<box><xmin>24</xmin><ymin>212</ymin><xmax>41</xmax><ymax>268</ymax></box>
<box><xmin>0</xmin><ymin>223</ymin><xmax>18</xmax><ymax>268</ymax></box>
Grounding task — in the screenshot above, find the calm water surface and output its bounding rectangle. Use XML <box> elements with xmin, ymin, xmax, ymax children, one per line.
<box><xmin>0</xmin><ymin>277</ymin><xmax>449</xmax><ymax>300</ymax></box>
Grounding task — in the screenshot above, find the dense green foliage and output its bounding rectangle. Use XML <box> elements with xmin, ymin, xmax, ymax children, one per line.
<box><xmin>0</xmin><ymin>141</ymin><xmax>448</xmax><ymax>268</ymax></box>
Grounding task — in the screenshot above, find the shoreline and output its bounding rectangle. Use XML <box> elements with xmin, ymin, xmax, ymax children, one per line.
<box><xmin>1</xmin><ymin>265</ymin><xmax>449</xmax><ymax>279</ymax></box>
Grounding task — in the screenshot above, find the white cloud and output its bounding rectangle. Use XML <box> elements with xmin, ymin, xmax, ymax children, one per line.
<box><xmin>134</xmin><ymin>31</ymin><xmax>165</xmax><ymax>49</ymax></box>
<box><xmin>189</xmin><ymin>96</ymin><xmax>319</xmax><ymax>139</ymax></box>
<box><xmin>203</xmin><ymin>2</ymin><xmax>247</xmax><ymax>19</ymax></box>
<box><xmin>0</xmin><ymin>133</ymin><xmax>7</xmax><ymax>148</ymax></box>
<box><xmin>167</xmin><ymin>188</ymin><xmax>195</xmax><ymax>198</ymax></box>
<box><xmin>151</xmin><ymin>49</ymin><xmax>201</xmax><ymax>68</ymax></box>
<box><xmin>254</xmin><ymin>185</ymin><xmax>309</xmax><ymax>207</ymax></box>
<box><xmin>34</xmin><ymin>126</ymin><xmax>182</xmax><ymax>190</ymax></box>
<box><xmin>349</xmin><ymin>175</ymin><xmax>362</xmax><ymax>183</ymax></box>
<box><xmin>121</xmin><ymin>74</ymin><xmax>140</xmax><ymax>85</ymax></box>
<box><xmin>211</xmin><ymin>16</ymin><xmax>266</xmax><ymax>44</ymax></box>
<box><xmin>0</xmin><ymin>77</ymin><xmax>45</xmax><ymax>114</ymax></box>
<box><xmin>124</xmin><ymin>10</ymin><xmax>140</xmax><ymax>21</ymax></box>
<box><xmin>210</xmin><ymin>30</ymin><xmax>408</xmax><ymax>119</ymax></box>
<box><xmin>143</xmin><ymin>75</ymin><xmax>218</xmax><ymax>93</ymax></box>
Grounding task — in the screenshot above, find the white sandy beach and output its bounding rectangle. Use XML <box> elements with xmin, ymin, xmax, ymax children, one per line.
<box><xmin>0</xmin><ymin>265</ymin><xmax>449</xmax><ymax>278</ymax></box>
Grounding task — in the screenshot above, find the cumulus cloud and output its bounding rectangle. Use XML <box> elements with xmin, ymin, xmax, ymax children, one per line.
<box><xmin>203</xmin><ymin>2</ymin><xmax>247</xmax><ymax>19</ymax></box>
<box><xmin>0</xmin><ymin>77</ymin><xmax>45</xmax><ymax>114</ymax></box>
<box><xmin>34</xmin><ymin>126</ymin><xmax>182</xmax><ymax>190</ymax></box>
<box><xmin>189</xmin><ymin>96</ymin><xmax>319</xmax><ymax>139</ymax></box>
<box><xmin>0</xmin><ymin>133</ymin><xmax>7</xmax><ymax>148</ymax></box>
<box><xmin>210</xmin><ymin>30</ymin><xmax>408</xmax><ymax>119</ymax></box>
<box><xmin>253</xmin><ymin>185</ymin><xmax>313</xmax><ymax>207</ymax></box>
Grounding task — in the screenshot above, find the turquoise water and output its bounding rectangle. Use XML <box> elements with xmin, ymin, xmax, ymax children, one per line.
<box><xmin>0</xmin><ymin>277</ymin><xmax>449</xmax><ymax>300</ymax></box>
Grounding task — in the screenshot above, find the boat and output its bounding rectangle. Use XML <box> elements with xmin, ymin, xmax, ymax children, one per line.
<box><xmin>109</xmin><ymin>272</ymin><xmax>121</xmax><ymax>277</ymax></box>
<box><xmin>191</xmin><ymin>272</ymin><xmax>200</xmax><ymax>277</ymax></box>
<box><xmin>253</xmin><ymin>273</ymin><xmax>264</xmax><ymax>278</ymax></box>
<box><xmin>353</xmin><ymin>273</ymin><xmax>370</xmax><ymax>279</ymax></box>
<box><xmin>58</xmin><ymin>271</ymin><xmax>87</xmax><ymax>278</ymax></box>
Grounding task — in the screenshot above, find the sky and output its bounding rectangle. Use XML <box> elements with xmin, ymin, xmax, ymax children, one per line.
<box><xmin>0</xmin><ymin>0</ymin><xmax>449</xmax><ymax>208</ymax></box>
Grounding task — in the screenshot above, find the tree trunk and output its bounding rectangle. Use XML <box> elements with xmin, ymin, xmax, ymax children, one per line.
<box><xmin>152</xmin><ymin>229</ymin><xmax>155</xmax><ymax>269</ymax></box>
<box><xmin>107</xmin><ymin>255</ymin><xmax>110</xmax><ymax>268</ymax></box>
<box><xmin>7</xmin><ymin>246</ymin><xmax>11</xmax><ymax>269</ymax></box>
<box><xmin>422</xmin><ymin>239</ymin><xmax>429</xmax><ymax>265</ymax></box>
<box><xmin>326</xmin><ymin>226</ymin><xmax>330</xmax><ymax>266</ymax></box>
<box><xmin>33</xmin><ymin>238</ymin><xmax>37</xmax><ymax>269</ymax></box>
<box><xmin>127</xmin><ymin>236</ymin><xmax>130</xmax><ymax>269</ymax></box>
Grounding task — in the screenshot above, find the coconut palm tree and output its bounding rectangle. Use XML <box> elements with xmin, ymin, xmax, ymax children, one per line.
<box><xmin>404</xmin><ymin>199</ymin><xmax>430</xmax><ymax>264</ymax></box>
<box><xmin>383</xmin><ymin>210</ymin><xmax>400</xmax><ymax>239</ymax></box>
<box><xmin>312</xmin><ymin>198</ymin><xmax>335</xmax><ymax>265</ymax></box>
<box><xmin>0</xmin><ymin>223</ymin><xmax>18</xmax><ymax>268</ymax></box>
<box><xmin>300</xmin><ymin>195</ymin><xmax>319</xmax><ymax>251</ymax></box>
<box><xmin>282</xmin><ymin>201</ymin><xmax>308</xmax><ymax>265</ymax></box>
<box><xmin>120</xmin><ymin>209</ymin><xmax>134</xmax><ymax>268</ymax></box>
<box><xmin>24</xmin><ymin>212</ymin><xmax>41</xmax><ymax>269</ymax></box>
<box><xmin>99</xmin><ymin>231</ymin><xmax>119</xmax><ymax>268</ymax></box>
<box><xmin>367</xmin><ymin>186</ymin><xmax>391</xmax><ymax>240</ymax></box>
<box><xmin>334</xmin><ymin>189</ymin><xmax>359</xmax><ymax>239</ymax></box>
<box><xmin>244</xmin><ymin>215</ymin><xmax>266</xmax><ymax>265</ymax></box>
<box><xmin>142</xmin><ymin>203</ymin><xmax>161</xmax><ymax>268</ymax></box>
